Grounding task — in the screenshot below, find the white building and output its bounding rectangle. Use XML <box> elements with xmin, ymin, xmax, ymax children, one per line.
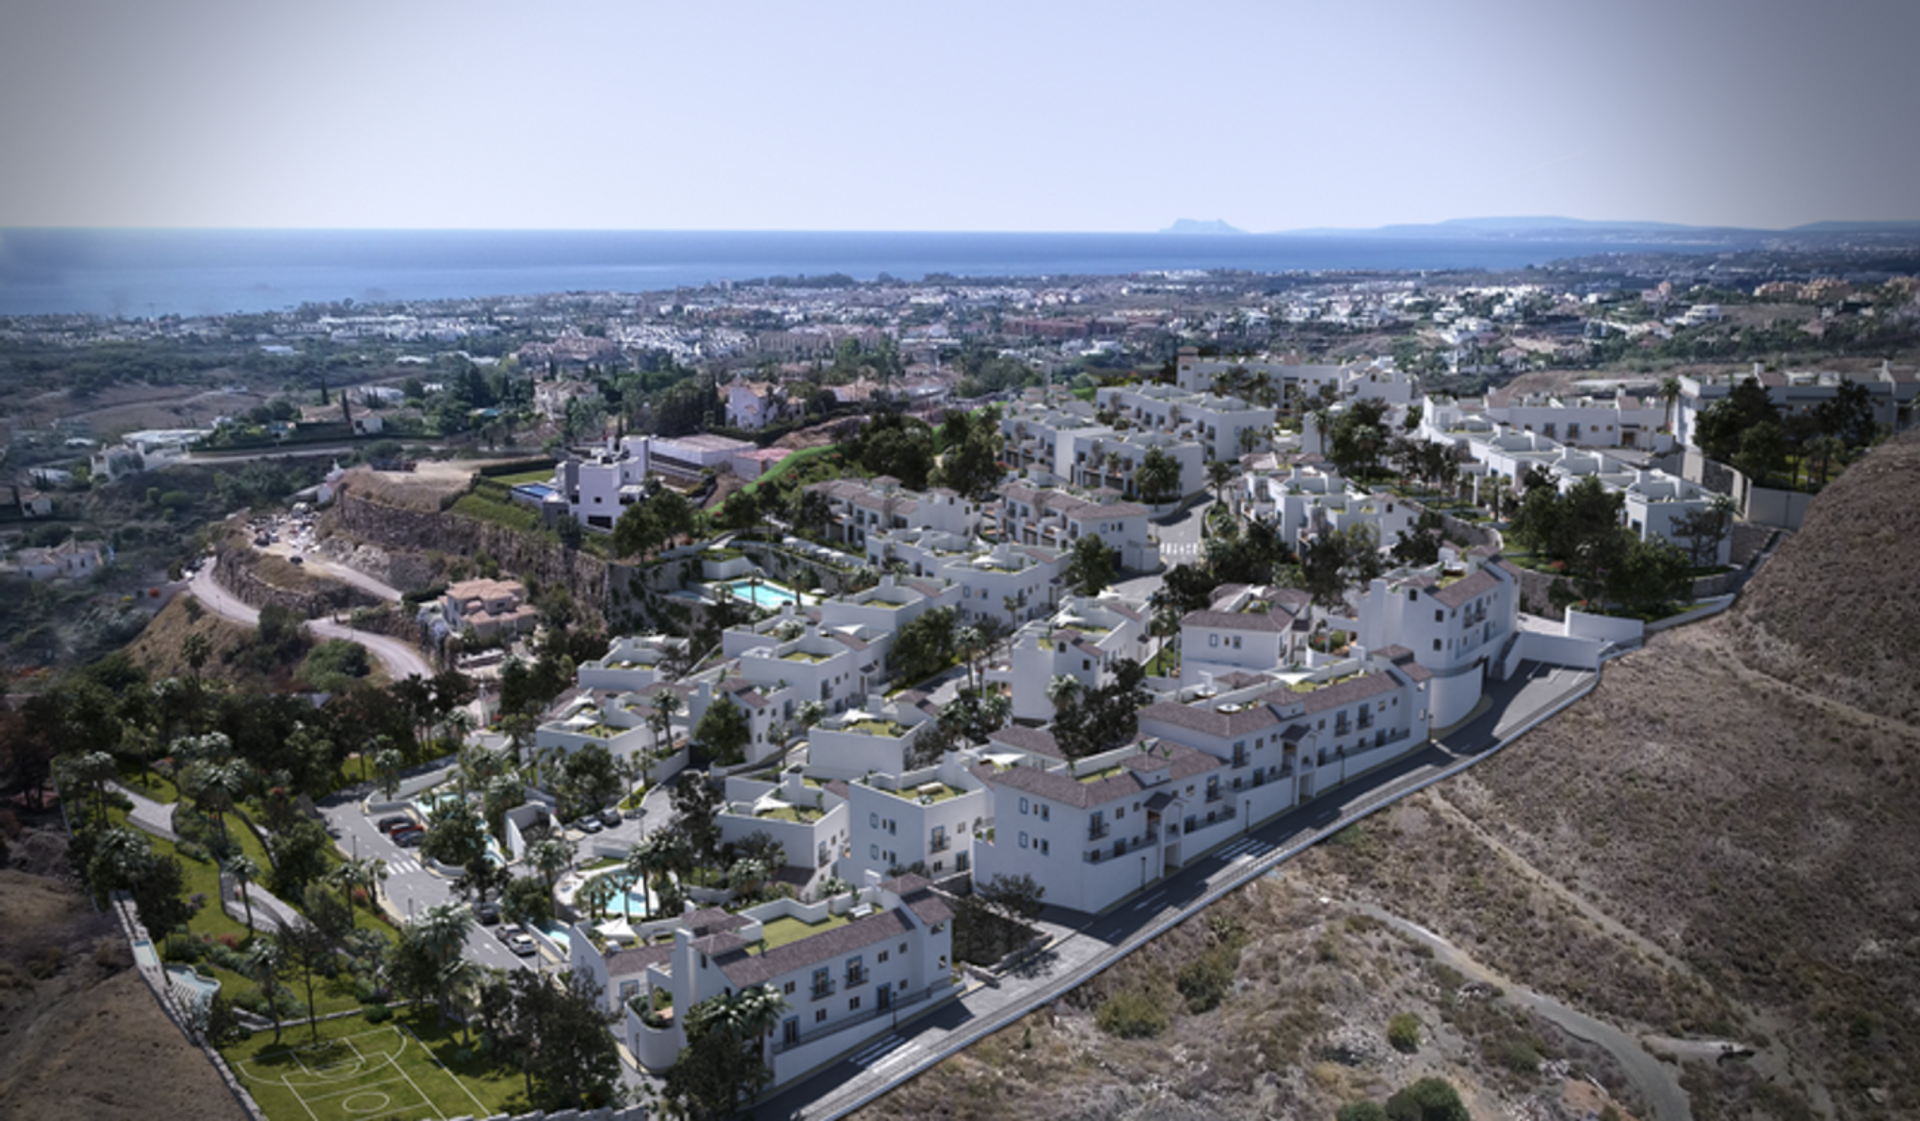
<box><xmin>844</xmin><ymin>759</ymin><xmax>990</xmax><ymax>881</ymax></box>
<box><xmin>1240</xmin><ymin>465</ymin><xmax>1419</xmax><ymax>555</ymax></box>
<box><xmin>1003</xmin><ymin>595</ymin><xmax>1152</xmax><ymax>723</ymax></box>
<box><xmin>1178</xmin><ymin>584</ymin><xmax>1313</xmax><ymax>686</ymax></box>
<box><xmin>1351</xmin><ymin>554</ymin><xmax>1522</xmax><ymax>728</ymax></box>
<box><xmin>997</xmin><ymin>482</ymin><xmax>1159</xmax><ymax>571</ymax></box>
<box><xmin>558</xmin><ymin>437</ymin><xmax>652</xmax><ymax>531</ymax></box>
<box><xmin>1094</xmin><ymin>383</ymin><xmax>1277</xmax><ymax>462</ymax></box>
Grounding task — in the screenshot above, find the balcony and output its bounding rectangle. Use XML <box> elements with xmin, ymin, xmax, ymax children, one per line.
<box><xmin>846</xmin><ymin>968</ymin><xmax>868</xmax><ymax>989</ymax></box>
<box><xmin>929</xmin><ymin>834</ymin><xmax>951</xmax><ymax>854</ymax></box>
<box><xmin>1087</xmin><ymin>821</ymin><xmax>1110</xmax><ymax>841</ymax></box>
<box><xmin>1084</xmin><ymin>829</ymin><xmax>1157</xmax><ymax>863</ymax></box>
<box><xmin>1205</xmin><ymin>789</ymin><xmax>1223</xmax><ymax>804</ymax></box>
<box><xmin>811</xmin><ymin>980</ymin><xmax>836</xmax><ymax>1001</ymax></box>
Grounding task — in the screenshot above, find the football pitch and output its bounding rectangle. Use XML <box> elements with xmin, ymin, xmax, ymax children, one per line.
<box><xmin>231</xmin><ymin>1023</ymin><xmax>500</xmax><ymax>1121</ymax></box>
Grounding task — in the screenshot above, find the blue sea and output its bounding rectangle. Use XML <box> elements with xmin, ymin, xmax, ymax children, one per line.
<box><xmin>0</xmin><ymin>228</ymin><xmax>1712</xmax><ymax>319</ymax></box>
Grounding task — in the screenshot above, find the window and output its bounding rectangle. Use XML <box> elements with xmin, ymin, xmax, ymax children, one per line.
<box><xmin>1040</xmin><ymin>839</ymin><xmax>1050</xmax><ymax>854</ymax></box>
<box><xmin>878</xmin><ymin>949</ymin><xmax>889</xmax><ymax>963</ymax></box>
<box><xmin>1433</xmin><ymin>639</ymin><xmax>1442</xmax><ymax>651</ymax></box>
<box><xmin>847</xmin><ymin>955</ymin><xmax>866</xmax><ymax>986</ymax></box>
<box><xmin>1209</xmin><ymin>634</ymin><xmax>1220</xmax><ymax>648</ymax></box>
<box><xmin>783</xmin><ymin>980</ymin><xmax>796</xmax><ymax>995</ymax></box>
<box><xmin>870</xmin><ymin>844</ymin><xmax>879</xmax><ymax>860</ymax></box>
<box><xmin>812</xmin><ymin>967</ymin><xmax>831</xmax><ymax>998</ymax></box>
<box><xmin>870</xmin><ymin>812</ymin><xmax>879</xmax><ymax>828</ymax></box>
<box><xmin>1019</xmin><ymin>797</ymin><xmax>1029</xmax><ymax>815</ymax></box>
<box><xmin>1040</xmin><ymin>804</ymin><xmax>1050</xmax><ymax>821</ymax></box>
<box><xmin>816</xmin><ymin>1009</ymin><xmax>828</xmax><ymax>1023</ymax></box>
<box><xmin>850</xmin><ymin>996</ymin><xmax>861</xmax><ymax>1010</ymax></box>
<box><xmin>784</xmin><ymin>1017</ymin><xmax>800</xmax><ymax>1045</ymax></box>
<box><xmin>1020</xmin><ymin>831</ymin><xmax>1029</xmax><ymax>848</ymax></box>
<box><xmin>1434</xmin><ymin>609</ymin><xmax>1443</xmax><ymax>622</ymax></box>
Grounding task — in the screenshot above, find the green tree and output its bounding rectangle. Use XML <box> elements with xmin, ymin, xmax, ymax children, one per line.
<box><xmin>1135</xmin><ymin>446</ymin><xmax>1183</xmax><ymax>505</ymax></box>
<box><xmin>421</xmin><ymin>796</ymin><xmax>488</xmax><ymax>870</ymax></box>
<box><xmin>1327</xmin><ymin>399</ymin><xmax>1392</xmax><ymax>481</ymax></box>
<box><xmin>663</xmin><ymin>985</ymin><xmax>789</xmax><ymax>1119</ymax></box>
<box><xmin>692</xmin><ymin>694</ymin><xmax>752</xmax><ymax>768</ymax></box>
<box><xmin>502</xmin><ymin>873</ymin><xmax>553</xmax><ymax>928</ymax></box>
<box><xmin>887</xmin><ymin>605</ymin><xmax>957</xmax><ymax>684</ymax></box>
<box><xmin>669</xmin><ymin>771</ymin><xmax>726</xmax><ymax>871</ymax></box>
<box><xmin>506</xmin><ymin>969</ymin><xmax>623</xmax><ymax>1110</ymax></box>
<box><xmin>1063</xmin><ymin>534</ymin><xmax>1119</xmax><ymax>597</ymax></box>
<box><xmin>267</xmin><ymin>817</ymin><xmax>333</xmax><ymax>899</ymax></box>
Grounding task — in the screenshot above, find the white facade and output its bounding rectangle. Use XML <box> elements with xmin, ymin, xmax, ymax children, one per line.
<box><xmin>560</xmin><ymin>437</ymin><xmax>652</xmax><ymax>531</ymax></box>
<box><xmin>997</xmin><ymin>483</ymin><xmax>1160</xmax><ymax>571</ymax></box>
<box><xmin>1004</xmin><ymin>595</ymin><xmax>1152</xmax><ymax>723</ymax></box>
<box><xmin>844</xmin><ymin>760</ymin><xmax>990</xmax><ymax>881</ymax></box>
<box><xmin>1178</xmin><ymin>584</ymin><xmax>1312</xmax><ymax>686</ymax></box>
<box><xmin>1352</xmin><ymin>556</ymin><xmax>1521</xmax><ymax>728</ymax></box>
<box><xmin>1094</xmin><ymin>383</ymin><xmax>1277</xmax><ymax>461</ymax></box>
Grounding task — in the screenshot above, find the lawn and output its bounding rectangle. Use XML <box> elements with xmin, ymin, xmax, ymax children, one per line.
<box><xmin>490</xmin><ymin>467</ymin><xmax>558</xmax><ymax>486</ymax></box>
<box><xmin>759</xmin><ymin>911</ymin><xmax>851</xmax><ymax>951</ymax></box>
<box><xmin>225</xmin><ymin>1010</ymin><xmax>526</xmax><ymax>1121</ymax></box>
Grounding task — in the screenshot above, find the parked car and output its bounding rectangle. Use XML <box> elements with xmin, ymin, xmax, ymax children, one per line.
<box><xmin>392</xmin><ymin>828</ymin><xmax>425</xmax><ymax>847</ymax></box>
<box><xmin>505</xmin><ymin>931</ymin><xmax>538</xmax><ymax>957</ymax></box>
<box><xmin>376</xmin><ymin>816</ymin><xmax>414</xmax><ymax>834</ymax></box>
<box><xmin>597</xmin><ymin>808</ymin><xmax>622</xmax><ymax>828</ymax></box>
<box><xmin>572</xmin><ymin>817</ymin><xmax>603</xmax><ymax>835</ymax></box>
<box><xmin>473</xmin><ymin>901</ymin><xmax>502</xmax><ymax>925</ymax></box>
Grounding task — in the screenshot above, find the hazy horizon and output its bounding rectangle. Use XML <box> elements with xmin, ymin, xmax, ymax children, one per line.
<box><xmin>6</xmin><ymin>0</ymin><xmax>1918</xmax><ymax>233</ymax></box>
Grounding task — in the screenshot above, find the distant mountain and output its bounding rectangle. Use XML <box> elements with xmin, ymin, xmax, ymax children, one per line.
<box><xmin>1159</xmin><ymin>218</ymin><xmax>1245</xmax><ymax>236</ymax></box>
<box><xmin>1271</xmin><ymin>215</ymin><xmax>1920</xmax><ymax>241</ymax></box>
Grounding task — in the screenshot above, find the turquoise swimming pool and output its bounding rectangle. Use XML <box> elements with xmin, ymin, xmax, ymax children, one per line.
<box><xmin>722</xmin><ymin>579</ymin><xmax>801</xmax><ymax>609</ymax></box>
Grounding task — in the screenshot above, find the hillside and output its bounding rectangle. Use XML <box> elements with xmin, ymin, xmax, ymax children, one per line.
<box><xmin>866</xmin><ymin>435</ymin><xmax>1920</xmax><ymax>1121</ymax></box>
<box><xmin>1727</xmin><ymin>429</ymin><xmax>1920</xmax><ymax>723</ymax></box>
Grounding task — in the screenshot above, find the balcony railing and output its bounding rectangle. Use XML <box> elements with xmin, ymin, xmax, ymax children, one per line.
<box><xmin>1087</xmin><ymin>821</ymin><xmax>1110</xmax><ymax>841</ymax></box>
<box><xmin>1084</xmin><ymin>829</ymin><xmax>1157</xmax><ymax>863</ymax></box>
<box><xmin>811</xmin><ymin>980</ymin><xmax>836</xmax><ymax>1001</ymax></box>
<box><xmin>1205</xmin><ymin>789</ymin><xmax>1223</xmax><ymax>803</ymax></box>
<box><xmin>846</xmin><ymin>969</ymin><xmax>868</xmax><ymax>988</ymax></box>
<box><xmin>929</xmin><ymin>835</ymin><xmax>951</xmax><ymax>853</ymax></box>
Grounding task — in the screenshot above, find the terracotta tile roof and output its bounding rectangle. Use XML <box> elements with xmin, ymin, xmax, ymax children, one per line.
<box><xmin>882</xmin><ymin>874</ymin><xmax>955</xmax><ymax>927</ymax></box>
<box><xmin>1284</xmin><ymin>672</ymin><xmax>1401</xmax><ymax>716</ymax></box>
<box><xmin>717</xmin><ymin>908</ymin><xmax>916</xmax><ymax>988</ymax></box>
<box><xmin>603</xmin><ymin>941</ymin><xmax>673</xmax><ymax>978</ymax></box>
<box><xmin>986</xmin><ymin>726</ymin><xmax>1064</xmax><ymax>760</ymax></box>
<box><xmin>1184</xmin><ymin>608</ymin><xmax>1292</xmax><ymax>633</ymax></box>
<box><xmin>1139</xmin><ymin>698</ymin><xmax>1283</xmax><ymax>738</ymax></box>
<box><xmin>1429</xmin><ymin>568</ymin><xmax>1498</xmax><ymax>608</ymax></box>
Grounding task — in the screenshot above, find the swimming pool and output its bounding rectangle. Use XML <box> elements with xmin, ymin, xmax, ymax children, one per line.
<box><xmin>721</xmin><ymin>579</ymin><xmax>801</xmax><ymax>609</ymax></box>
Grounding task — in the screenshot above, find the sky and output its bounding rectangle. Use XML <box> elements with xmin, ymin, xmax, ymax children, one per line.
<box><xmin>4</xmin><ymin>0</ymin><xmax>1918</xmax><ymax>233</ymax></box>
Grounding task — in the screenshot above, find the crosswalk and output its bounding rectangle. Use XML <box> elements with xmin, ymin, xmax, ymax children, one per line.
<box><xmin>1213</xmin><ymin>836</ymin><xmax>1272</xmax><ymax>864</ymax></box>
<box><xmin>385</xmin><ymin>858</ymin><xmax>422</xmax><ymax>875</ymax></box>
<box><xmin>849</xmin><ymin>1034</ymin><xmax>922</xmax><ymax>1074</ymax></box>
<box><xmin>1160</xmin><ymin>540</ymin><xmax>1203</xmax><ymax>557</ymax></box>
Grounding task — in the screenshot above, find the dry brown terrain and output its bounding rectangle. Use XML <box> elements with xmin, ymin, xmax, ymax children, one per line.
<box><xmin>865</xmin><ymin>432</ymin><xmax>1920</xmax><ymax>1120</ymax></box>
<box><xmin>0</xmin><ymin>846</ymin><xmax>243</xmax><ymax>1121</ymax></box>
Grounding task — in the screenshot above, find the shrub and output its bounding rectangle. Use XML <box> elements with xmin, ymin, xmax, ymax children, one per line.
<box><xmin>1384</xmin><ymin>1077</ymin><xmax>1470</xmax><ymax>1121</ymax></box>
<box><xmin>364</xmin><ymin>1004</ymin><xmax>392</xmax><ymax>1025</ymax></box>
<box><xmin>1338</xmin><ymin>1103</ymin><xmax>1390</xmax><ymax>1121</ymax></box>
<box><xmin>1388</xmin><ymin>1012</ymin><xmax>1422</xmax><ymax>1053</ymax></box>
<box><xmin>1177</xmin><ymin>944</ymin><xmax>1242</xmax><ymax>1013</ymax></box>
<box><xmin>1095</xmin><ymin>989</ymin><xmax>1168</xmax><ymax>1039</ymax></box>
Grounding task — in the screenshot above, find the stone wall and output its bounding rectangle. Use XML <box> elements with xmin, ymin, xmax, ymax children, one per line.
<box><xmin>213</xmin><ymin>545</ymin><xmax>381</xmax><ymax>619</ymax></box>
<box><xmin>329</xmin><ymin>480</ymin><xmax>614</xmax><ymax>625</ymax></box>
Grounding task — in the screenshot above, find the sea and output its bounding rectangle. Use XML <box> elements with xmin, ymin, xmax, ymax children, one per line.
<box><xmin>0</xmin><ymin>228</ymin><xmax>1710</xmax><ymax>319</ymax></box>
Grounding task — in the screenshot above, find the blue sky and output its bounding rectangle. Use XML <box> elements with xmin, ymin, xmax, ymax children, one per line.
<box><xmin>5</xmin><ymin>0</ymin><xmax>1917</xmax><ymax>231</ymax></box>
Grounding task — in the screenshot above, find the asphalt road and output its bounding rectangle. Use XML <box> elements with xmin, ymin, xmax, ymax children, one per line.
<box><xmin>187</xmin><ymin>563</ymin><xmax>432</xmax><ymax>680</ymax></box>
<box><xmin>762</xmin><ymin>661</ymin><xmax>1599</xmax><ymax>1121</ymax></box>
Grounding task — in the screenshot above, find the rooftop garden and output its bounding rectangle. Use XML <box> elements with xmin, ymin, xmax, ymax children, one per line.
<box><xmin>1075</xmin><ymin>764</ymin><xmax>1125</xmax><ymax>784</ymax></box>
<box><xmin>759</xmin><ymin>911</ymin><xmax>852</xmax><ymax>951</ymax></box>
<box><xmin>846</xmin><ymin>719</ymin><xmax>908</xmax><ymax>738</ymax></box>
<box><xmin>757</xmin><ymin>802</ymin><xmax>825</xmax><ymax>824</ymax></box>
<box><xmin>781</xmin><ymin>650</ymin><xmax>831</xmax><ymax>663</ymax></box>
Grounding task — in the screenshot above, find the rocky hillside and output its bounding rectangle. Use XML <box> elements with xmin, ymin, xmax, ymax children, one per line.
<box><xmin>1728</xmin><ymin>427</ymin><xmax>1920</xmax><ymax>724</ymax></box>
<box><xmin>0</xmin><ymin>832</ymin><xmax>243</xmax><ymax>1121</ymax></box>
<box><xmin>865</xmin><ymin>433</ymin><xmax>1920</xmax><ymax>1121</ymax></box>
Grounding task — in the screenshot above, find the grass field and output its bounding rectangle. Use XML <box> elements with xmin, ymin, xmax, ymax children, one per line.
<box><xmin>227</xmin><ymin>1012</ymin><xmax>526</xmax><ymax>1121</ymax></box>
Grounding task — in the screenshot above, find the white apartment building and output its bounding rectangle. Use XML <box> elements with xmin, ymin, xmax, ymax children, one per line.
<box><xmin>997</xmin><ymin>482</ymin><xmax>1160</xmax><ymax>571</ymax></box>
<box><xmin>572</xmin><ymin>874</ymin><xmax>956</xmax><ymax>1089</ymax></box>
<box><xmin>1094</xmin><ymin>383</ymin><xmax>1277</xmax><ymax>461</ymax></box>
<box><xmin>1350</xmin><ymin>554</ymin><xmax>1522</xmax><ymax>727</ymax></box>
<box><xmin>576</xmin><ymin>634</ymin><xmax>686</xmax><ymax>693</ymax></box>
<box><xmin>805</xmin><ymin>692</ymin><xmax>940</xmax><ymax>778</ymax></box>
<box><xmin>844</xmin><ymin>759</ymin><xmax>991</xmax><ymax>881</ymax></box>
<box><xmin>558</xmin><ymin>437</ymin><xmax>652</xmax><ymax>531</ymax></box>
<box><xmin>1420</xmin><ymin>393</ymin><xmax>1670</xmax><ymax>453</ymax></box>
<box><xmin>1674</xmin><ymin>362</ymin><xmax>1919</xmax><ymax>451</ymax></box>
<box><xmin>1003</xmin><ymin>595</ymin><xmax>1152</xmax><ymax>722</ymax></box>
<box><xmin>1239</xmin><ymin>465</ymin><xmax>1419</xmax><ymax>555</ymax></box>
<box><xmin>1000</xmin><ymin>402</ymin><xmax>1207</xmax><ymax>499</ymax></box>
<box><xmin>1178</xmin><ymin>584</ymin><xmax>1313</xmax><ymax>686</ymax></box>
<box><xmin>806</xmin><ymin>478</ymin><xmax>985</xmax><ymax>551</ymax></box>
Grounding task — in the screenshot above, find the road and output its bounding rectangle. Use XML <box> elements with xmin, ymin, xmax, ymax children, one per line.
<box><xmin>1352</xmin><ymin>901</ymin><xmax>1692</xmax><ymax>1121</ymax></box>
<box><xmin>761</xmin><ymin>661</ymin><xmax>1600</xmax><ymax>1121</ymax></box>
<box><xmin>187</xmin><ymin>563</ymin><xmax>432</xmax><ymax>680</ymax></box>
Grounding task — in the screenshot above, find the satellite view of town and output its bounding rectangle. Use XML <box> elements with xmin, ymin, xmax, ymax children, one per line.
<box><xmin>4</xmin><ymin>4</ymin><xmax>1920</xmax><ymax>1121</ymax></box>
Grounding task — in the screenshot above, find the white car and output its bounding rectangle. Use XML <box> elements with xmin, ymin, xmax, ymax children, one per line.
<box><xmin>505</xmin><ymin>931</ymin><xmax>538</xmax><ymax>957</ymax></box>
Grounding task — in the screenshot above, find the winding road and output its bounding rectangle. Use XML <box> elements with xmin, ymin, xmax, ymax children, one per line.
<box><xmin>187</xmin><ymin>564</ymin><xmax>433</xmax><ymax>681</ymax></box>
<box><xmin>1348</xmin><ymin>900</ymin><xmax>1694</xmax><ymax>1121</ymax></box>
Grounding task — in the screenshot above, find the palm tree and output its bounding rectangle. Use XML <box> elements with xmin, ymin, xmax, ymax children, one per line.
<box><xmin>246</xmin><ymin>939</ymin><xmax>286</xmax><ymax>1044</ymax></box>
<box><xmin>440</xmin><ymin>956</ymin><xmax>486</xmax><ymax>1044</ymax></box>
<box><xmin>529</xmin><ymin>836</ymin><xmax>575</xmax><ymax>893</ymax></box>
<box><xmin>228</xmin><ymin>854</ymin><xmax>262</xmax><ymax>935</ymax></box>
<box><xmin>184</xmin><ymin>757</ymin><xmax>251</xmax><ymax>849</ymax></box>
<box><xmin>623</xmin><ymin>837</ymin><xmax>659</xmax><ymax>923</ymax></box>
<box><xmin>1659</xmin><ymin>375</ymin><xmax>1683</xmax><ymax>434</ymax></box>
<box><xmin>1046</xmin><ymin>674</ymin><xmax>1083</xmax><ymax>717</ymax></box>
<box><xmin>54</xmin><ymin>750</ymin><xmax>118</xmax><ymax>828</ymax></box>
<box><xmin>578</xmin><ymin>872</ymin><xmax>617</xmax><ymax>923</ymax></box>
<box><xmin>412</xmin><ymin>902</ymin><xmax>475</xmax><ymax>1021</ymax></box>
<box><xmin>1149</xmin><ymin>604</ymin><xmax>1182</xmax><ymax>674</ymax></box>
<box><xmin>956</xmin><ymin>625</ymin><xmax>986</xmax><ymax>694</ymax></box>
<box><xmin>374</xmin><ymin>747</ymin><xmax>406</xmax><ymax>801</ymax></box>
<box><xmin>648</xmin><ymin>690</ymin><xmax>680</xmax><ymax>765</ymax></box>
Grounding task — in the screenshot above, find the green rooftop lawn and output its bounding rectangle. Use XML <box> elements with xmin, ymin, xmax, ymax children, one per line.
<box><xmin>1076</xmin><ymin>765</ymin><xmax>1124</xmax><ymax>784</ymax></box>
<box><xmin>757</xmin><ymin>803</ymin><xmax>824</xmax><ymax>823</ymax></box>
<box><xmin>758</xmin><ymin>911</ymin><xmax>853</xmax><ymax>952</ymax></box>
<box><xmin>781</xmin><ymin>650</ymin><xmax>830</xmax><ymax>663</ymax></box>
<box><xmin>847</xmin><ymin>719</ymin><xmax>908</xmax><ymax>738</ymax></box>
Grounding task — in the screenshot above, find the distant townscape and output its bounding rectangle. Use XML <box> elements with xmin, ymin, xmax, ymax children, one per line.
<box><xmin>3</xmin><ymin>242</ymin><xmax>1917</xmax><ymax>1121</ymax></box>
